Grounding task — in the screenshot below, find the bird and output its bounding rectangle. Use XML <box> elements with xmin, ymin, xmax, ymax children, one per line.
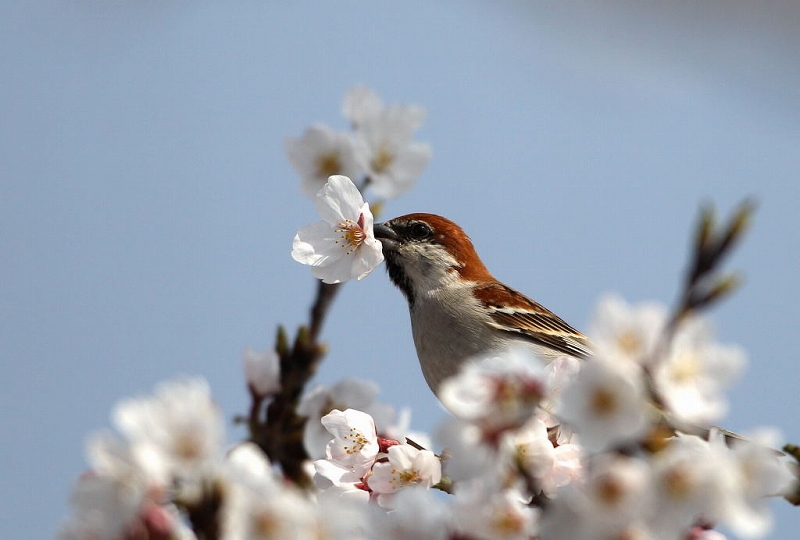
<box><xmin>372</xmin><ymin>213</ymin><xmax>592</xmax><ymax>395</ymax></box>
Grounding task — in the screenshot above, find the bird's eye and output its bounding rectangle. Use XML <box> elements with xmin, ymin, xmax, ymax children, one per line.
<box><xmin>409</xmin><ymin>222</ymin><xmax>433</xmax><ymax>240</ymax></box>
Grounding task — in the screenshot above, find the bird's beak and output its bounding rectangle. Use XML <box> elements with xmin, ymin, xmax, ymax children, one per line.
<box><xmin>373</xmin><ymin>222</ymin><xmax>399</xmax><ymax>242</ymax></box>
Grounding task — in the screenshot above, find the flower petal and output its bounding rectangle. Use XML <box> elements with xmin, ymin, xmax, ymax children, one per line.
<box><xmin>315</xmin><ymin>175</ymin><xmax>365</xmax><ymax>225</ymax></box>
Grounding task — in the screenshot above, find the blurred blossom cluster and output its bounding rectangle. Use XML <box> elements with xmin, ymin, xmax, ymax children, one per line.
<box><xmin>61</xmin><ymin>296</ymin><xmax>796</xmax><ymax>540</ymax></box>
<box><xmin>62</xmin><ymin>87</ymin><xmax>798</xmax><ymax>540</ymax></box>
<box><xmin>286</xmin><ymin>85</ymin><xmax>431</xmax><ymax>200</ymax></box>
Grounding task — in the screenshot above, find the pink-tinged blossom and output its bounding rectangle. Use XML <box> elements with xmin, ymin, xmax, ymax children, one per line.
<box><xmin>545</xmin><ymin>443</ymin><xmax>584</xmax><ymax>496</ymax></box>
<box><xmin>539</xmin><ymin>355</ymin><xmax>581</xmax><ymax>427</ymax></box>
<box><xmin>285</xmin><ymin>124</ymin><xmax>364</xmax><ymax>199</ymax></box>
<box><xmin>503</xmin><ymin>417</ymin><xmax>583</xmax><ymax>496</ymax></box>
<box><xmin>291</xmin><ymin>175</ymin><xmax>384</xmax><ymax>284</ymax></box>
<box><xmin>367</xmin><ymin>444</ymin><xmax>441</xmax><ymax>506</ymax></box>
<box><xmin>321</xmin><ymin>408</ymin><xmax>379</xmax><ymax>478</ymax></box>
<box><xmin>297</xmin><ymin>378</ymin><xmax>395</xmax><ymax>460</ymax></box>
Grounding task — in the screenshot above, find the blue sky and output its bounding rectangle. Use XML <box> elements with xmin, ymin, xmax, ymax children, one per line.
<box><xmin>2</xmin><ymin>1</ymin><xmax>799</xmax><ymax>538</ymax></box>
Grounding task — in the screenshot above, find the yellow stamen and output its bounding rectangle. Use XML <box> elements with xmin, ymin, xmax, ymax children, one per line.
<box><xmin>334</xmin><ymin>213</ymin><xmax>367</xmax><ymax>254</ymax></box>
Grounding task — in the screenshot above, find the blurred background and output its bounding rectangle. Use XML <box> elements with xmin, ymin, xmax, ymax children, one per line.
<box><xmin>2</xmin><ymin>1</ymin><xmax>799</xmax><ymax>538</ymax></box>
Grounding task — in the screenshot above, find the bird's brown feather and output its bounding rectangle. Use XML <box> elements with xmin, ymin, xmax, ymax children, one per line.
<box><xmin>472</xmin><ymin>282</ymin><xmax>593</xmax><ymax>359</ymax></box>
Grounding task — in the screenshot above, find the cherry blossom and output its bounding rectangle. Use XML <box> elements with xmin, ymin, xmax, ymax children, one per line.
<box><xmin>589</xmin><ymin>293</ymin><xmax>669</xmax><ymax>366</ymax></box>
<box><xmin>367</xmin><ymin>444</ymin><xmax>441</xmax><ymax>506</ymax></box>
<box><xmin>342</xmin><ymin>85</ymin><xmax>431</xmax><ymax>199</ymax></box>
<box><xmin>653</xmin><ymin>316</ymin><xmax>745</xmax><ymax>425</ymax></box>
<box><xmin>291</xmin><ymin>175</ymin><xmax>384</xmax><ymax>284</ymax></box>
<box><xmin>368</xmin><ymin>487</ymin><xmax>449</xmax><ymax>540</ymax></box>
<box><xmin>451</xmin><ymin>482</ymin><xmax>540</xmax><ymax>540</ymax></box>
<box><xmin>297</xmin><ymin>378</ymin><xmax>395</xmax><ymax>460</ymax></box>
<box><xmin>111</xmin><ymin>378</ymin><xmax>224</xmax><ymax>483</ymax></box>
<box><xmin>558</xmin><ymin>356</ymin><xmax>649</xmax><ymax>453</ymax></box>
<box><xmin>320</xmin><ymin>408</ymin><xmax>380</xmax><ymax>478</ymax></box>
<box><xmin>285</xmin><ymin>124</ymin><xmax>364</xmax><ymax>199</ymax></box>
<box><xmin>438</xmin><ymin>347</ymin><xmax>548</xmax><ymax>433</ymax></box>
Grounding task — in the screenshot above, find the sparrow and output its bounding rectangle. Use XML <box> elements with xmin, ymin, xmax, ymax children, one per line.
<box><xmin>373</xmin><ymin>213</ymin><xmax>592</xmax><ymax>395</ymax></box>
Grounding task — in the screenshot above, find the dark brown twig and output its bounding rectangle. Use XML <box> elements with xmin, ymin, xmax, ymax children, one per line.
<box><xmin>643</xmin><ymin>199</ymin><xmax>754</xmax><ymax>415</ymax></box>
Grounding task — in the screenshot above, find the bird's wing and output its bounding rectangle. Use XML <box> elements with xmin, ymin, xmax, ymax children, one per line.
<box><xmin>472</xmin><ymin>282</ymin><xmax>593</xmax><ymax>359</ymax></box>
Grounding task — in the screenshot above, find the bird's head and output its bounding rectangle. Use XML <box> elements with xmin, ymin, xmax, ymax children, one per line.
<box><xmin>373</xmin><ymin>213</ymin><xmax>493</xmax><ymax>304</ymax></box>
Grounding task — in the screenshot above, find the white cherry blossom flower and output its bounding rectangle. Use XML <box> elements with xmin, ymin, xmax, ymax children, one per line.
<box><xmin>503</xmin><ymin>417</ymin><xmax>555</xmax><ymax>481</ymax></box>
<box><xmin>436</xmin><ymin>418</ymin><xmax>499</xmax><ymax>482</ymax></box>
<box><xmin>297</xmin><ymin>378</ymin><xmax>395</xmax><ymax>460</ymax></box>
<box><xmin>343</xmin><ymin>85</ymin><xmax>384</xmax><ymax>129</ymax></box>
<box><xmin>367</xmin><ymin>444</ymin><xmax>441</xmax><ymax>506</ymax></box>
<box><xmin>313</xmin><ymin>458</ymin><xmax>370</xmax><ymax>503</ymax></box>
<box><xmin>439</xmin><ymin>347</ymin><xmax>548</xmax><ymax>432</ymax></box>
<box><xmin>590</xmin><ymin>293</ymin><xmax>669</xmax><ymax>366</ymax></box>
<box><xmin>539</xmin><ymin>355</ymin><xmax>581</xmax><ymax>426</ymax></box>
<box><xmin>544</xmin><ymin>443</ymin><xmax>584</xmax><ymax>496</ymax></box>
<box><xmin>451</xmin><ymin>483</ymin><xmax>540</xmax><ymax>540</ymax></box>
<box><xmin>558</xmin><ymin>356</ymin><xmax>649</xmax><ymax>453</ymax></box>
<box><xmin>648</xmin><ymin>433</ymin><xmax>729</xmax><ymax>538</ymax></box>
<box><xmin>243</xmin><ymin>347</ymin><xmax>281</xmax><ymax>397</ymax></box>
<box><xmin>225</xmin><ymin>442</ymin><xmax>274</xmax><ymax>485</ymax></box>
<box><xmin>653</xmin><ymin>316</ymin><xmax>745</xmax><ymax>425</ymax></box>
<box><xmin>356</xmin><ymin>116</ymin><xmax>431</xmax><ymax>199</ymax></box>
<box><xmin>321</xmin><ymin>408</ymin><xmax>379</xmax><ymax>478</ymax></box>
<box><xmin>111</xmin><ymin>378</ymin><xmax>224</xmax><ymax>483</ymax></box>
<box><xmin>711</xmin><ymin>429</ymin><xmax>796</xmax><ymax>538</ymax></box>
<box><xmin>540</xmin><ymin>455</ymin><xmax>652</xmax><ymax>540</ymax></box>
<box><xmin>581</xmin><ymin>455</ymin><xmax>653</xmax><ymax>537</ymax></box>
<box><xmin>221</xmin><ymin>469</ymin><xmax>319</xmax><ymax>540</ymax></box>
<box><xmin>341</xmin><ymin>86</ymin><xmax>431</xmax><ymax>199</ymax></box>
<box><xmin>368</xmin><ymin>486</ymin><xmax>449</xmax><ymax>540</ymax></box>
<box><xmin>291</xmin><ymin>175</ymin><xmax>384</xmax><ymax>284</ymax></box>
<box><xmin>285</xmin><ymin>124</ymin><xmax>364</xmax><ymax>198</ymax></box>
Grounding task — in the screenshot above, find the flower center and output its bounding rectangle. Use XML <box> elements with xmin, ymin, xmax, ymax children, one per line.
<box><xmin>391</xmin><ymin>468</ymin><xmax>422</xmax><ymax>487</ymax></box>
<box><xmin>668</xmin><ymin>353</ymin><xmax>699</xmax><ymax>383</ymax></box>
<box><xmin>316</xmin><ymin>153</ymin><xmax>342</xmax><ymax>178</ymax></box>
<box><xmin>173</xmin><ymin>431</ymin><xmax>203</xmax><ymax>461</ymax></box>
<box><xmin>334</xmin><ymin>213</ymin><xmax>367</xmax><ymax>254</ymax></box>
<box><xmin>663</xmin><ymin>466</ymin><xmax>693</xmax><ymax>500</ymax></box>
<box><xmin>590</xmin><ymin>386</ymin><xmax>618</xmax><ymax>417</ymax></box>
<box><xmin>617</xmin><ymin>329</ymin><xmax>643</xmax><ymax>357</ymax></box>
<box><xmin>595</xmin><ymin>474</ymin><xmax>626</xmax><ymax>507</ymax></box>
<box><xmin>370</xmin><ymin>146</ymin><xmax>394</xmax><ymax>173</ymax></box>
